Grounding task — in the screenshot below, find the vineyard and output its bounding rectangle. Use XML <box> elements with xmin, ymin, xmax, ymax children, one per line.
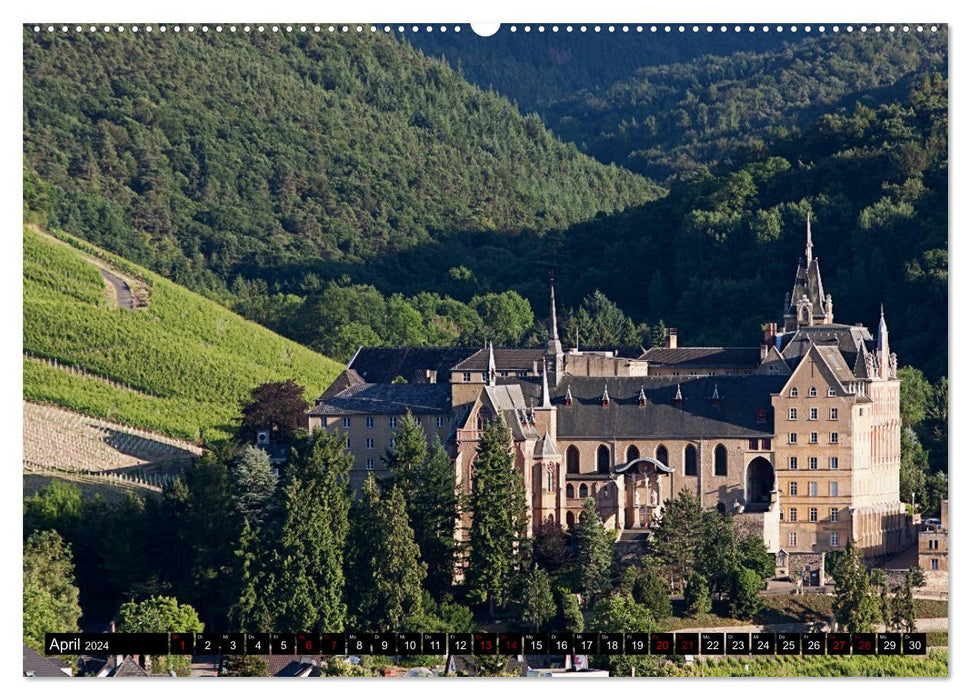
<box><xmin>23</xmin><ymin>226</ymin><xmax>342</xmax><ymax>441</ymax></box>
<box><xmin>23</xmin><ymin>401</ymin><xmax>202</xmax><ymax>472</ymax></box>
<box><xmin>674</xmin><ymin>649</ymin><xmax>948</xmax><ymax>677</ymax></box>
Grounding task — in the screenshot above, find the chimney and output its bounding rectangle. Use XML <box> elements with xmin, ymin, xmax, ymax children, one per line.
<box><xmin>667</xmin><ymin>328</ymin><xmax>678</xmax><ymax>349</ymax></box>
<box><xmin>761</xmin><ymin>322</ymin><xmax>777</xmax><ymax>360</ymax></box>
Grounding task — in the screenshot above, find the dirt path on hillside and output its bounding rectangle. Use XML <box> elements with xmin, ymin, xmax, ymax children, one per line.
<box><xmin>27</xmin><ymin>224</ymin><xmax>149</xmax><ymax>310</ymax></box>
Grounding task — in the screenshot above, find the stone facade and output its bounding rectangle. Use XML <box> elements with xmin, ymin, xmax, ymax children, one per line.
<box><xmin>309</xmin><ymin>221</ymin><xmax>913</xmax><ymax>566</ymax></box>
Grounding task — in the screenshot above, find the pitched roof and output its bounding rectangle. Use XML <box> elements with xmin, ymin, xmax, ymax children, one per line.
<box><xmin>502</xmin><ymin>375</ymin><xmax>785</xmax><ymax>439</ymax></box>
<box><xmin>638</xmin><ymin>346</ymin><xmax>762</xmax><ymax>368</ymax></box>
<box><xmin>785</xmin><ymin>258</ymin><xmax>827</xmax><ymax>319</ymax></box>
<box><xmin>109</xmin><ymin>657</ymin><xmax>149</xmax><ymax>677</ymax></box>
<box><xmin>347</xmin><ymin>346</ymin><xmax>478</xmax><ymax>384</ymax></box>
<box><xmin>535</xmin><ymin>430</ymin><xmax>560</xmax><ymax>458</ymax></box>
<box><xmin>318</xmin><ymin>368</ymin><xmax>365</xmax><ymax>399</ymax></box>
<box><xmin>452</xmin><ymin>347</ymin><xmax>546</xmax><ymax>371</ymax></box>
<box><xmin>309</xmin><ymin>382</ymin><xmax>451</xmax><ymax>416</ymax></box>
<box><xmin>779</xmin><ymin>323</ymin><xmax>874</xmax><ymax>378</ymax></box>
<box><xmin>23</xmin><ymin>645</ymin><xmax>70</xmax><ymax>677</ymax></box>
<box><xmin>814</xmin><ymin>345</ymin><xmax>857</xmax><ymax>384</ymax></box>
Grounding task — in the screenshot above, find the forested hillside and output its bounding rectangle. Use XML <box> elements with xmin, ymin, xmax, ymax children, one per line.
<box><xmin>23</xmin><ymin>29</ymin><xmax>659</xmax><ymax>295</ymax></box>
<box><xmin>407</xmin><ymin>27</ymin><xmax>797</xmax><ymax>111</ymax></box>
<box><xmin>542</xmin><ymin>31</ymin><xmax>947</xmax><ymax>182</ymax></box>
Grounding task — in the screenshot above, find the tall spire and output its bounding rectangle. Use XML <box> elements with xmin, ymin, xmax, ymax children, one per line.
<box><xmin>877</xmin><ymin>304</ymin><xmax>890</xmax><ymax>380</ymax></box>
<box><xmin>540</xmin><ymin>360</ymin><xmax>551</xmax><ymax>408</ymax></box>
<box><xmin>487</xmin><ymin>341</ymin><xmax>496</xmax><ymax>386</ymax></box>
<box><xmin>548</xmin><ymin>271</ymin><xmax>559</xmax><ymax>343</ymax></box>
<box><xmin>805</xmin><ymin>209</ymin><xmax>813</xmax><ymax>264</ymax></box>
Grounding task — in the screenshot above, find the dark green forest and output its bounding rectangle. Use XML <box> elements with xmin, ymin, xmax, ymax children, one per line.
<box><xmin>406</xmin><ymin>26</ymin><xmax>798</xmax><ymax>112</ymax></box>
<box><xmin>24</xmin><ymin>29</ymin><xmax>658</xmax><ymax>295</ymax></box>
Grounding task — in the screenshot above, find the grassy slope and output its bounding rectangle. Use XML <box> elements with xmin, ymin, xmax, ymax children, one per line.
<box><xmin>23</xmin><ymin>226</ymin><xmax>342</xmax><ymax>440</ymax></box>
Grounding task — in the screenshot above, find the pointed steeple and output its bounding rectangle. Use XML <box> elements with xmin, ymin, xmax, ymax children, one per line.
<box><xmin>487</xmin><ymin>341</ymin><xmax>497</xmax><ymax>386</ymax></box>
<box><xmin>637</xmin><ymin>386</ymin><xmax>647</xmax><ymax>407</ymax></box>
<box><xmin>805</xmin><ymin>209</ymin><xmax>813</xmax><ymax>264</ymax></box>
<box><xmin>540</xmin><ymin>360</ymin><xmax>552</xmax><ymax>408</ymax></box>
<box><xmin>674</xmin><ymin>383</ymin><xmax>683</xmax><ymax>408</ymax></box>
<box><xmin>877</xmin><ymin>304</ymin><xmax>890</xmax><ymax>380</ymax></box>
<box><xmin>564</xmin><ymin>384</ymin><xmax>573</xmax><ymax>407</ymax></box>
<box><xmin>601</xmin><ymin>383</ymin><xmax>610</xmax><ymax>407</ymax></box>
<box><xmin>548</xmin><ymin>273</ymin><xmax>559</xmax><ymax>343</ymax></box>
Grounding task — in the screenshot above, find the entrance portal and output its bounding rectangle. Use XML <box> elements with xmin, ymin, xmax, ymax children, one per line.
<box><xmin>746</xmin><ymin>457</ymin><xmax>775</xmax><ymax>506</ymax></box>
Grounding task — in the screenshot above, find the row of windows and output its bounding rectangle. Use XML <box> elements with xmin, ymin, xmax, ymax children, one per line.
<box><xmin>787</xmin><ymin>432</ymin><xmax>839</xmax><ymax>444</ymax></box>
<box><xmin>789</xmin><ymin>531</ymin><xmax>840</xmax><ymax>547</ymax></box>
<box><xmin>564</xmin><ymin>444</ymin><xmax>729</xmax><ymax>476</ymax></box>
<box><xmin>788</xmin><ymin>507</ymin><xmax>840</xmax><ymax>523</ymax></box>
<box><xmin>342</xmin><ymin>415</ymin><xmax>447</xmax><ymax>429</ymax></box>
<box><xmin>565</xmin><ymin>483</ymin><xmax>612</xmax><ymax>500</ymax></box>
<box><xmin>461</xmin><ymin>370</ymin><xmax>529</xmax><ymax>382</ymax></box>
<box><xmin>747</xmin><ymin>438</ymin><xmax>772</xmax><ymax>450</ymax></box>
<box><xmin>787</xmin><ymin>481</ymin><xmax>840</xmax><ymax>497</ymax></box>
<box><xmin>787</xmin><ymin>407</ymin><xmax>839</xmax><ymax>420</ymax></box>
<box><xmin>349</xmin><ymin>437</ymin><xmax>397</xmax><ymax>450</ymax></box>
<box><xmin>789</xmin><ymin>387</ymin><xmax>838</xmax><ymax>398</ymax></box>
<box><xmin>788</xmin><ymin>456</ymin><xmax>839</xmax><ymax>470</ymax></box>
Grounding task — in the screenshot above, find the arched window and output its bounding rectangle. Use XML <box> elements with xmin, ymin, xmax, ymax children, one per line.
<box><xmin>566</xmin><ymin>445</ymin><xmax>580</xmax><ymax>474</ymax></box>
<box><xmin>567</xmin><ymin>511</ymin><xmax>575</xmax><ymax>528</ymax></box>
<box><xmin>546</xmin><ymin>466</ymin><xmax>555</xmax><ymax>492</ymax></box>
<box><xmin>626</xmin><ymin>445</ymin><xmax>640</xmax><ymax>464</ymax></box>
<box><xmin>579</xmin><ymin>484</ymin><xmax>589</xmax><ymax>499</ymax></box>
<box><xmin>684</xmin><ymin>444</ymin><xmax>698</xmax><ymax>476</ymax></box>
<box><xmin>655</xmin><ymin>444</ymin><xmax>669</xmax><ymax>466</ymax></box>
<box><xmin>566</xmin><ymin>484</ymin><xmax>575</xmax><ymax>499</ymax></box>
<box><xmin>808</xmin><ymin>386</ymin><xmax>817</xmax><ymax>397</ymax></box>
<box><xmin>789</xmin><ymin>387</ymin><xmax>799</xmax><ymax>398</ymax></box>
<box><xmin>714</xmin><ymin>444</ymin><xmax>728</xmax><ymax>476</ymax></box>
<box><xmin>597</xmin><ymin>445</ymin><xmax>611</xmax><ymax>474</ymax></box>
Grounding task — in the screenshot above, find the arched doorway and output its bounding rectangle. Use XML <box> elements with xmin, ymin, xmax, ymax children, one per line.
<box><xmin>566</xmin><ymin>445</ymin><xmax>580</xmax><ymax>474</ymax></box>
<box><xmin>746</xmin><ymin>456</ymin><xmax>775</xmax><ymax>506</ymax></box>
<box><xmin>597</xmin><ymin>445</ymin><xmax>611</xmax><ymax>474</ymax></box>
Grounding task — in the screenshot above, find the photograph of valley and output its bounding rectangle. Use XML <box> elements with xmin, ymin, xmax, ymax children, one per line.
<box><xmin>22</xmin><ymin>22</ymin><xmax>948</xmax><ymax>679</ymax></box>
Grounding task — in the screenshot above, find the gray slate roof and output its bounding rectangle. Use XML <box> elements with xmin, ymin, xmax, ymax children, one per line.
<box><xmin>502</xmin><ymin>375</ymin><xmax>785</xmax><ymax>439</ymax></box>
<box><xmin>786</xmin><ymin>258</ymin><xmax>827</xmax><ymax>319</ymax></box>
<box><xmin>779</xmin><ymin>323</ymin><xmax>874</xmax><ymax>378</ymax></box>
<box><xmin>23</xmin><ymin>645</ymin><xmax>70</xmax><ymax>677</ymax></box>
<box><xmin>639</xmin><ymin>346</ymin><xmax>762</xmax><ymax>368</ymax></box>
<box><xmin>310</xmin><ymin>382</ymin><xmax>452</xmax><ymax>416</ymax></box>
<box><xmin>347</xmin><ymin>346</ymin><xmax>477</xmax><ymax>384</ymax></box>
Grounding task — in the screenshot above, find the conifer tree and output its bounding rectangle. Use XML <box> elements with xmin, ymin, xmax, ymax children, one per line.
<box><xmin>832</xmin><ymin>540</ymin><xmax>879</xmax><ymax>633</ymax></box>
<box><xmin>575</xmin><ymin>497</ymin><xmax>614</xmax><ymax>608</ymax></box>
<box><xmin>466</xmin><ymin>419</ymin><xmax>525</xmax><ymax>616</ymax></box>
<box><xmin>263</xmin><ymin>430</ymin><xmax>351</xmax><ymax>631</ymax></box>
<box><xmin>232</xmin><ymin>445</ymin><xmax>278</xmax><ymax>528</ymax></box>
<box><xmin>348</xmin><ymin>477</ymin><xmax>427</xmax><ymax>631</ymax></box>
<box><xmin>521</xmin><ymin>566</ymin><xmax>556</xmax><ymax>631</ymax></box>
<box><xmin>652</xmin><ymin>488</ymin><xmax>703</xmax><ymax>591</ymax></box>
<box><xmin>386</xmin><ymin>418</ymin><xmax>458</xmax><ymax>597</ymax></box>
<box><xmin>684</xmin><ymin>571</ymin><xmax>712</xmax><ymax>617</ymax></box>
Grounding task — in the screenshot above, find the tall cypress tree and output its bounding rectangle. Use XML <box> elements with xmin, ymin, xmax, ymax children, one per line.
<box><xmin>832</xmin><ymin>539</ymin><xmax>879</xmax><ymax>633</ymax></box>
<box><xmin>651</xmin><ymin>488</ymin><xmax>703</xmax><ymax>592</ymax></box>
<box><xmin>262</xmin><ymin>430</ymin><xmax>351</xmax><ymax>631</ymax></box>
<box><xmin>466</xmin><ymin>419</ymin><xmax>525</xmax><ymax>616</ymax></box>
<box><xmin>385</xmin><ymin>416</ymin><xmax>458</xmax><ymax>597</ymax></box>
<box><xmin>575</xmin><ymin>497</ymin><xmax>614</xmax><ymax>608</ymax></box>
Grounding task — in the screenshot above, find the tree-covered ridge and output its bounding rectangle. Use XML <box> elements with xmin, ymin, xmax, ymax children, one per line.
<box><xmin>543</xmin><ymin>31</ymin><xmax>947</xmax><ymax>182</ymax></box>
<box><xmin>23</xmin><ymin>28</ymin><xmax>660</xmax><ymax>295</ymax></box>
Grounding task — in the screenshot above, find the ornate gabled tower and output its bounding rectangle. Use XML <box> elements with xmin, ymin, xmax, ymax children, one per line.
<box><xmin>546</xmin><ymin>273</ymin><xmax>565</xmax><ymax>385</ymax></box>
<box><xmin>783</xmin><ymin>212</ymin><xmax>834</xmax><ymax>331</ymax></box>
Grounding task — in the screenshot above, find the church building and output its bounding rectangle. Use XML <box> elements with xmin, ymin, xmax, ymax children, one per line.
<box><xmin>308</xmin><ymin>216</ymin><xmax>915</xmax><ymax>578</ymax></box>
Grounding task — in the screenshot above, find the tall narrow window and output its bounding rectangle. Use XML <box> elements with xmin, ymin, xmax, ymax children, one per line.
<box><xmin>830</xmin><ymin>481</ymin><xmax>839</xmax><ymax>497</ymax></box>
<box><xmin>809</xmin><ymin>507</ymin><xmax>818</xmax><ymax>522</ymax></box>
<box><xmin>342</xmin><ymin>417</ymin><xmax>351</xmax><ymax>428</ymax></box>
<box><xmin>809</xmin><ymin>481</ymin><xmax>818</xmax><ymax>497</ymax></box>
<box><xmin>831</xmin><ymin>532</ymin><xmax>839</xmax><ymax>547</ymax></box>
<box><xmin>684</xmin><ymin>445</ymin><xmax>698</xmax><ymax>476</ymax></box>
<box><xmin>626</xmin><ymin>445</ymin><xmax>640</xmax><ymax>464</ymax></box>
<box><xmin>789</xmin><ymin>481</ymin><xmax>798</xmax><ymax>496</ymax></box>
<box><xmin>597</xmin><ymin>445</ymin><xmax>611</xmax><ymax>474</ymax></box>
<box><xmin>789</xmin><ymin>532</ymin><xmax>798</xmax><ymax>547</ymax></box>
<box><xmin>809</xmin><ymin>457</ymin><xmax>818</xmax><ymax>470</ymax></box>
<box><xmin>566</xmin><ymin>484</ymin><xmax>575</xmax><ymax>499</ymax></box>
<box><xmin>830</xmin><ymin>508</ymin><xmax>839</xmax><ymax>523</ymax></box>
<box><xmin>830</xmin><ymin>457</ymin><xmax>838</xmax><ymax>470</ymax></box>
<box><xmin>830</xmin><ymin>408</ymin><xmax>839</xmax><ymax>420</ymax></box>
<box><xmin>714</xmin><ymin>444</ymin><xmax>728</xmax><ymax>476</ymax></box>
<box><xmin>810</xmin><ymin>408</ymin><xmax>818</xmax><ymax>420</ymax></box>
<box><xmin>566</xmin><ymin>445</ymin><xmax>580</xmax><ymax>474</ymax></box>
<box><xmin>655</xmin><ymin>445</ymin><xmax>668</xmax><ymax>466</ymax></box>
<box><xmin>830</xmin><ymin>432</ymin><xmax>839</xmax><ymax>444</ymax></box>
<box><xmin>809</xmin><ymin>386</ymin><xmax>817</xmax><ymax>397</ymax></box>
<box><xmin>789</xmin><ymin>508</ymin><xmax>797</xmax><ymax>522</ymax></box>
<box><xmin>789</xmin><ymin>408</ymin><xmax>797</xmax><ymax>420</ymax></box>
<box><xmin>579</xmin><ymin>484</ymin><xmax>588</xmax><ymax>499</ymax></box>
<box><xmin>789</xmin><ymin>457</ymin><xmax>798</xmax><ymax>470</ymax></box>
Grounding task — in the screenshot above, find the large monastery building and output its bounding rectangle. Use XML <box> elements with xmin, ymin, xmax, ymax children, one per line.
<box><xmin>309</xmin><ymin>216</ymin><xmax>914</xmax><ymax>579</ymax></box>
